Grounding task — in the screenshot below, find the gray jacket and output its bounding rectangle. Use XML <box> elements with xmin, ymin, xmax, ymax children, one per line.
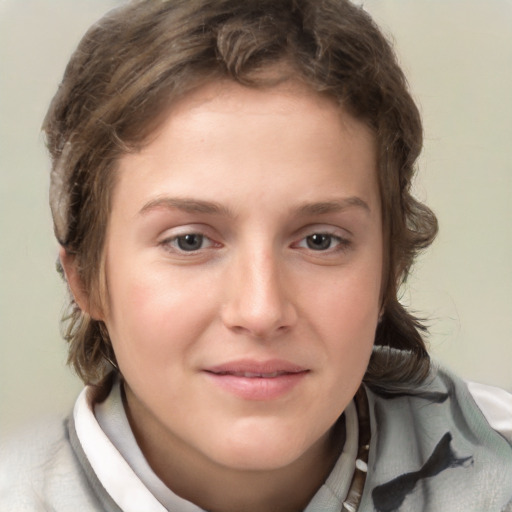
<box><xmin>1</xmin><ymin>362</ymin><xmax>511</xmax><ymax>511</ymax></box>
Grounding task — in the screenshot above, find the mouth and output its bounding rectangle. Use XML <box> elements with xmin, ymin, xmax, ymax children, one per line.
<box><xmin>210</xmin><ymin>371</ymin><xmax>293</xmax><ymax>378</ymax></box>
<box><xmin>203</xmin><ymin>360</ymin><xmax>309</xmax><ymax>401</ymax></box>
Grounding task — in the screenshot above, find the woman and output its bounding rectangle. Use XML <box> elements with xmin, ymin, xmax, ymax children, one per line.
<box><xmin>1</xmin><ymin>1</ymin><xmax>511</xmax><ymax>510</ymax></box>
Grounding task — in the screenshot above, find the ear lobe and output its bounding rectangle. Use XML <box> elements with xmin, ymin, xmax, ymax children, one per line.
<box><xmin>59</xmin><ymin>247</ymin><xmax>104</xmax><ymax>320</ymax></box>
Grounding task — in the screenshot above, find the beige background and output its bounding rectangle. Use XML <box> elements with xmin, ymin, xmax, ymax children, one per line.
<box><xmin>1</xmin><ymin>0</ymin><xmax>511</xmax><ymax>438</ymax></box>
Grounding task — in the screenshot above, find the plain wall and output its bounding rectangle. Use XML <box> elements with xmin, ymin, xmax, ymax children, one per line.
<box><xmin>1</xmin><ymin>0</ymin><xmax>511</xmax><ymax>438</ymax></box>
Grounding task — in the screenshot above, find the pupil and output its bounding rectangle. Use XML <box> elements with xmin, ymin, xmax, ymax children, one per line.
<box><xmin>307</xmin><ymin>234</ymin><xmax>331</xmax><ymax>250</ymax></box>
<box><xmin>178</xmin><ymin>234</ymin><xmax>203</xmax><ymax>251</ymax></box>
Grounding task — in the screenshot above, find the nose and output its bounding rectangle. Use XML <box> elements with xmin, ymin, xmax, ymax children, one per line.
<box><xmin>221</xmin><ymin>247</ymin><xmax>297</xmax><ymax>339</ymax></box>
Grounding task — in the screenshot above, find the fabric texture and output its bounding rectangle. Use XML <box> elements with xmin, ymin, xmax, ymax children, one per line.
<box><xmin>89</xmin><ymin>378</ymin><xmax>359</xmax><ymax>511</ymax></box>
<box><xmin>359</xmin><ymin>363</ymin><xmax>512</xmax><ymax>512</ymax></box>
<box><xmin>1</xmin><ymin>356</ymin><xmax>511</xmax><ymax>511</ymax></box>
<box><xmin>94</xmin><ymin>380</ymin><xmax>191</xmax><ymax>510</ymax></box>
<box><xmin>0</xmin><ymin>415</ymin><xmax>116</xmax><ymax>512</ymax></box>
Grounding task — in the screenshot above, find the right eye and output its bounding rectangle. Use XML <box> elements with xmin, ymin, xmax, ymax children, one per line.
<box><xmin>161</xmin><ymin>233</ymin><xmax>215</xmax><ymax>253</ymax></box>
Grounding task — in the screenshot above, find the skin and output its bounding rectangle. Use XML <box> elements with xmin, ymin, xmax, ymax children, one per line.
<box><xmin>64</xmin><ymin>80</ymin><xmax>383</xmax><ymax>512</ymax></box>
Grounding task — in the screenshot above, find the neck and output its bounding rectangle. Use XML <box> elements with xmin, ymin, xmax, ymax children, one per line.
<box><xmin>124</xmin><ymin>387</ymin><xmax>346</xmax><ymax>512</ymax></box>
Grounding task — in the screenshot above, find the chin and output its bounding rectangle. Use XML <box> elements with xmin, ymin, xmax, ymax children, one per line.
<box><xmin>215</xmin><ymin>445</ymin><xmax>305</xmax><ymax>472</ymax></box>
<box><xmin>204</xmin><ymin>419</ymin><xmax>323</xmax><ymax>471</ymax></box>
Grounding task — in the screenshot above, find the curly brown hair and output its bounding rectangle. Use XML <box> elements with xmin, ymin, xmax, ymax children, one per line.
<box><xmin>44</xmin><ymin>0</ymin><xmax>437</xmax><ymax>385</ymax></box>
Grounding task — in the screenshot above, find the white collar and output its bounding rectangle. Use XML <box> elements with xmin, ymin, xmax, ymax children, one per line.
<box><xmin>74</xmin><ymin>380</ymin><xmax>358</xmax><ymax>512</ymax></box>
<box><xmin>74</xmin><ymin>386</ymin><xmax>169</xmax><ymax>512</ymax></box>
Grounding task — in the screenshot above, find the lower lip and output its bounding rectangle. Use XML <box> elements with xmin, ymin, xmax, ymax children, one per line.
<box><xmin>204</xmin><ymin>371</ymin><xmax>308</xmax><ymax>401</ymax></box>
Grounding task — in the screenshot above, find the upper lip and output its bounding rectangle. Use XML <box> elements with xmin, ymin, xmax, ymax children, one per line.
<box><xmin>204</xmin><ymin>359</ymin><xmax>309</xmax><ymax>377</ymax></box>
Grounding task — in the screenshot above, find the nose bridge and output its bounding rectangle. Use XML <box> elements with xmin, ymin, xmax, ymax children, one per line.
<box><xmin>223</xmin><ymin>238</ymin><xmax>295</xmax><ymax>337</ymax></box>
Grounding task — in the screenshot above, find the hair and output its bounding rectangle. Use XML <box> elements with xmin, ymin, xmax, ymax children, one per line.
<box><xmin>44</xmin><ymin>0</ymin><xmax>438</xmax><ymax>386</ymax></box>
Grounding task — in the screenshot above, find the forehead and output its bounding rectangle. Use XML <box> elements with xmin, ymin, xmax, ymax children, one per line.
<box><xmin>162</xmin><ymin>78</ymin><xmax>371</xmax><ymax>142</ymax></box>
<box><xmin>112</xmin><ymin>79</ymin><xmax>379</xmax><ymax>218</ymax></box>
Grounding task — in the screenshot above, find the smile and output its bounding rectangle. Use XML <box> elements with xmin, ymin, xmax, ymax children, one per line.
<box><xmin>203</xmin><ymin>360</ymin><xmax>309</xmax><ymax>401</ymax></box>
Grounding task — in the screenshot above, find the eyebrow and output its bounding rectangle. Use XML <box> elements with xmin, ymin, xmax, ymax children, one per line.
<box><xmin>294</xmin><ymin>197</ymin><xmax>371</xmax><ymax>216</ymax></box>
<box><xmin>139</xmin><ymin>197</ymin><xmax>234</xmax><ymax>217</ymax></box>
<box><xmin>139</xmin><ymin>195</ymin><xmax>371</xmax><ymax>217</ymax></box>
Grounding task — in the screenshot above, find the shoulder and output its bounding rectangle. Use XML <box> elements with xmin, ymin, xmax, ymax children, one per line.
<box><xmin>430</xmin><ymin>363</ymin><xmax>512</xmax><ymax>446</ymax></box>
<box><xmin>362</xmin><ymin>358</ymin><xmax>512</xmax><ymax>511</ymax></box>
<box><xmin>466</xmin><ymin>380</ymin><xmax>512</xmax><ymax>443</ymax></box>
<box><xmin>0</xmin><ymin>413</ymin><xmax>70</xmax><ymax>477</ymax></box>
<box><xmin>1</xmin><ymin>415</ymin><xmax>69</xmax><ymax>510</ymax></box>
<box><xmin>0</xmin><ymin>414</ymin><xmax>102</xmax><ymax>511</ymax></box>
<box><xmin>366</xmin><ymin>351</ymin><xmax>512</xmax><ymax>445</ymax></box>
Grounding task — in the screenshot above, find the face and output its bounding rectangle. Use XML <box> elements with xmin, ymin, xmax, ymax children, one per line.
<box><xmin>100</xmin><ymin>80</ymin><xmax>383</xmax><ymax>474</ymax></box>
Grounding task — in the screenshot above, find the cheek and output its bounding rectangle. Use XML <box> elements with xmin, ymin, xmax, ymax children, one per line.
<box><xmin>303</xmin><ymin>260</ymin><xmax>382</xmax><ymax>379</ymax></box>
<box><xmin>105</xmin><ymin>264</ymin><xmax>214</xmax><ymax>369</ymax></box>
<box><xmin>308</xmin><ymin>262</ymin><xmax>382</xmax><ymax>334</ymax></box>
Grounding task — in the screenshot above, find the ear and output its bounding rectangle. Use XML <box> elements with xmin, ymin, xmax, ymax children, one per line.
<box><xmin>59</xmin><ymin>247</ymin><xmax>104</xmax><ymax>320</ymax></box>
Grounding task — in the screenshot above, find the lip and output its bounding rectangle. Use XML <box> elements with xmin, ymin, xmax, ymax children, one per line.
<box><xmin>203</xmin><ymin>359</ymin><xmax>309</xmax><ymax>401</ymax></box>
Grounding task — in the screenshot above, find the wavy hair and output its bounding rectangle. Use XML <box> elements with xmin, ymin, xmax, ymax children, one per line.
<box><xmin>44</xmin><ymin>0</ymin><xmax>438</xmax><ymax>385</ymax></box>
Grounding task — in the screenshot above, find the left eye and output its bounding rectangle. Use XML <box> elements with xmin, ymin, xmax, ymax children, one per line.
<box><xmin>298</xmin><ymin>233</ymin><xmax>344</xmax><ymax>251</ymax></box>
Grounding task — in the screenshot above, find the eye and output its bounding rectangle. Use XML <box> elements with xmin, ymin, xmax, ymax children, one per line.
<box><xmin>176</xmin><ymin>234</ymin><xmax>205</xmax><ymax>251</ymax></box>
<box><xmin>162</xmin><ymin>233</ymin><xmax>215</xmax><ymax>253</ymax></box>
<box><xmin>305</xmin><ymin>233</ymin><xmax>337</xmax><ymax>251</ymax></box>
<box><xmin>294</xmin><ymin>232</ymin><xmax>350</xmax><ymax>252</ymax></box>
